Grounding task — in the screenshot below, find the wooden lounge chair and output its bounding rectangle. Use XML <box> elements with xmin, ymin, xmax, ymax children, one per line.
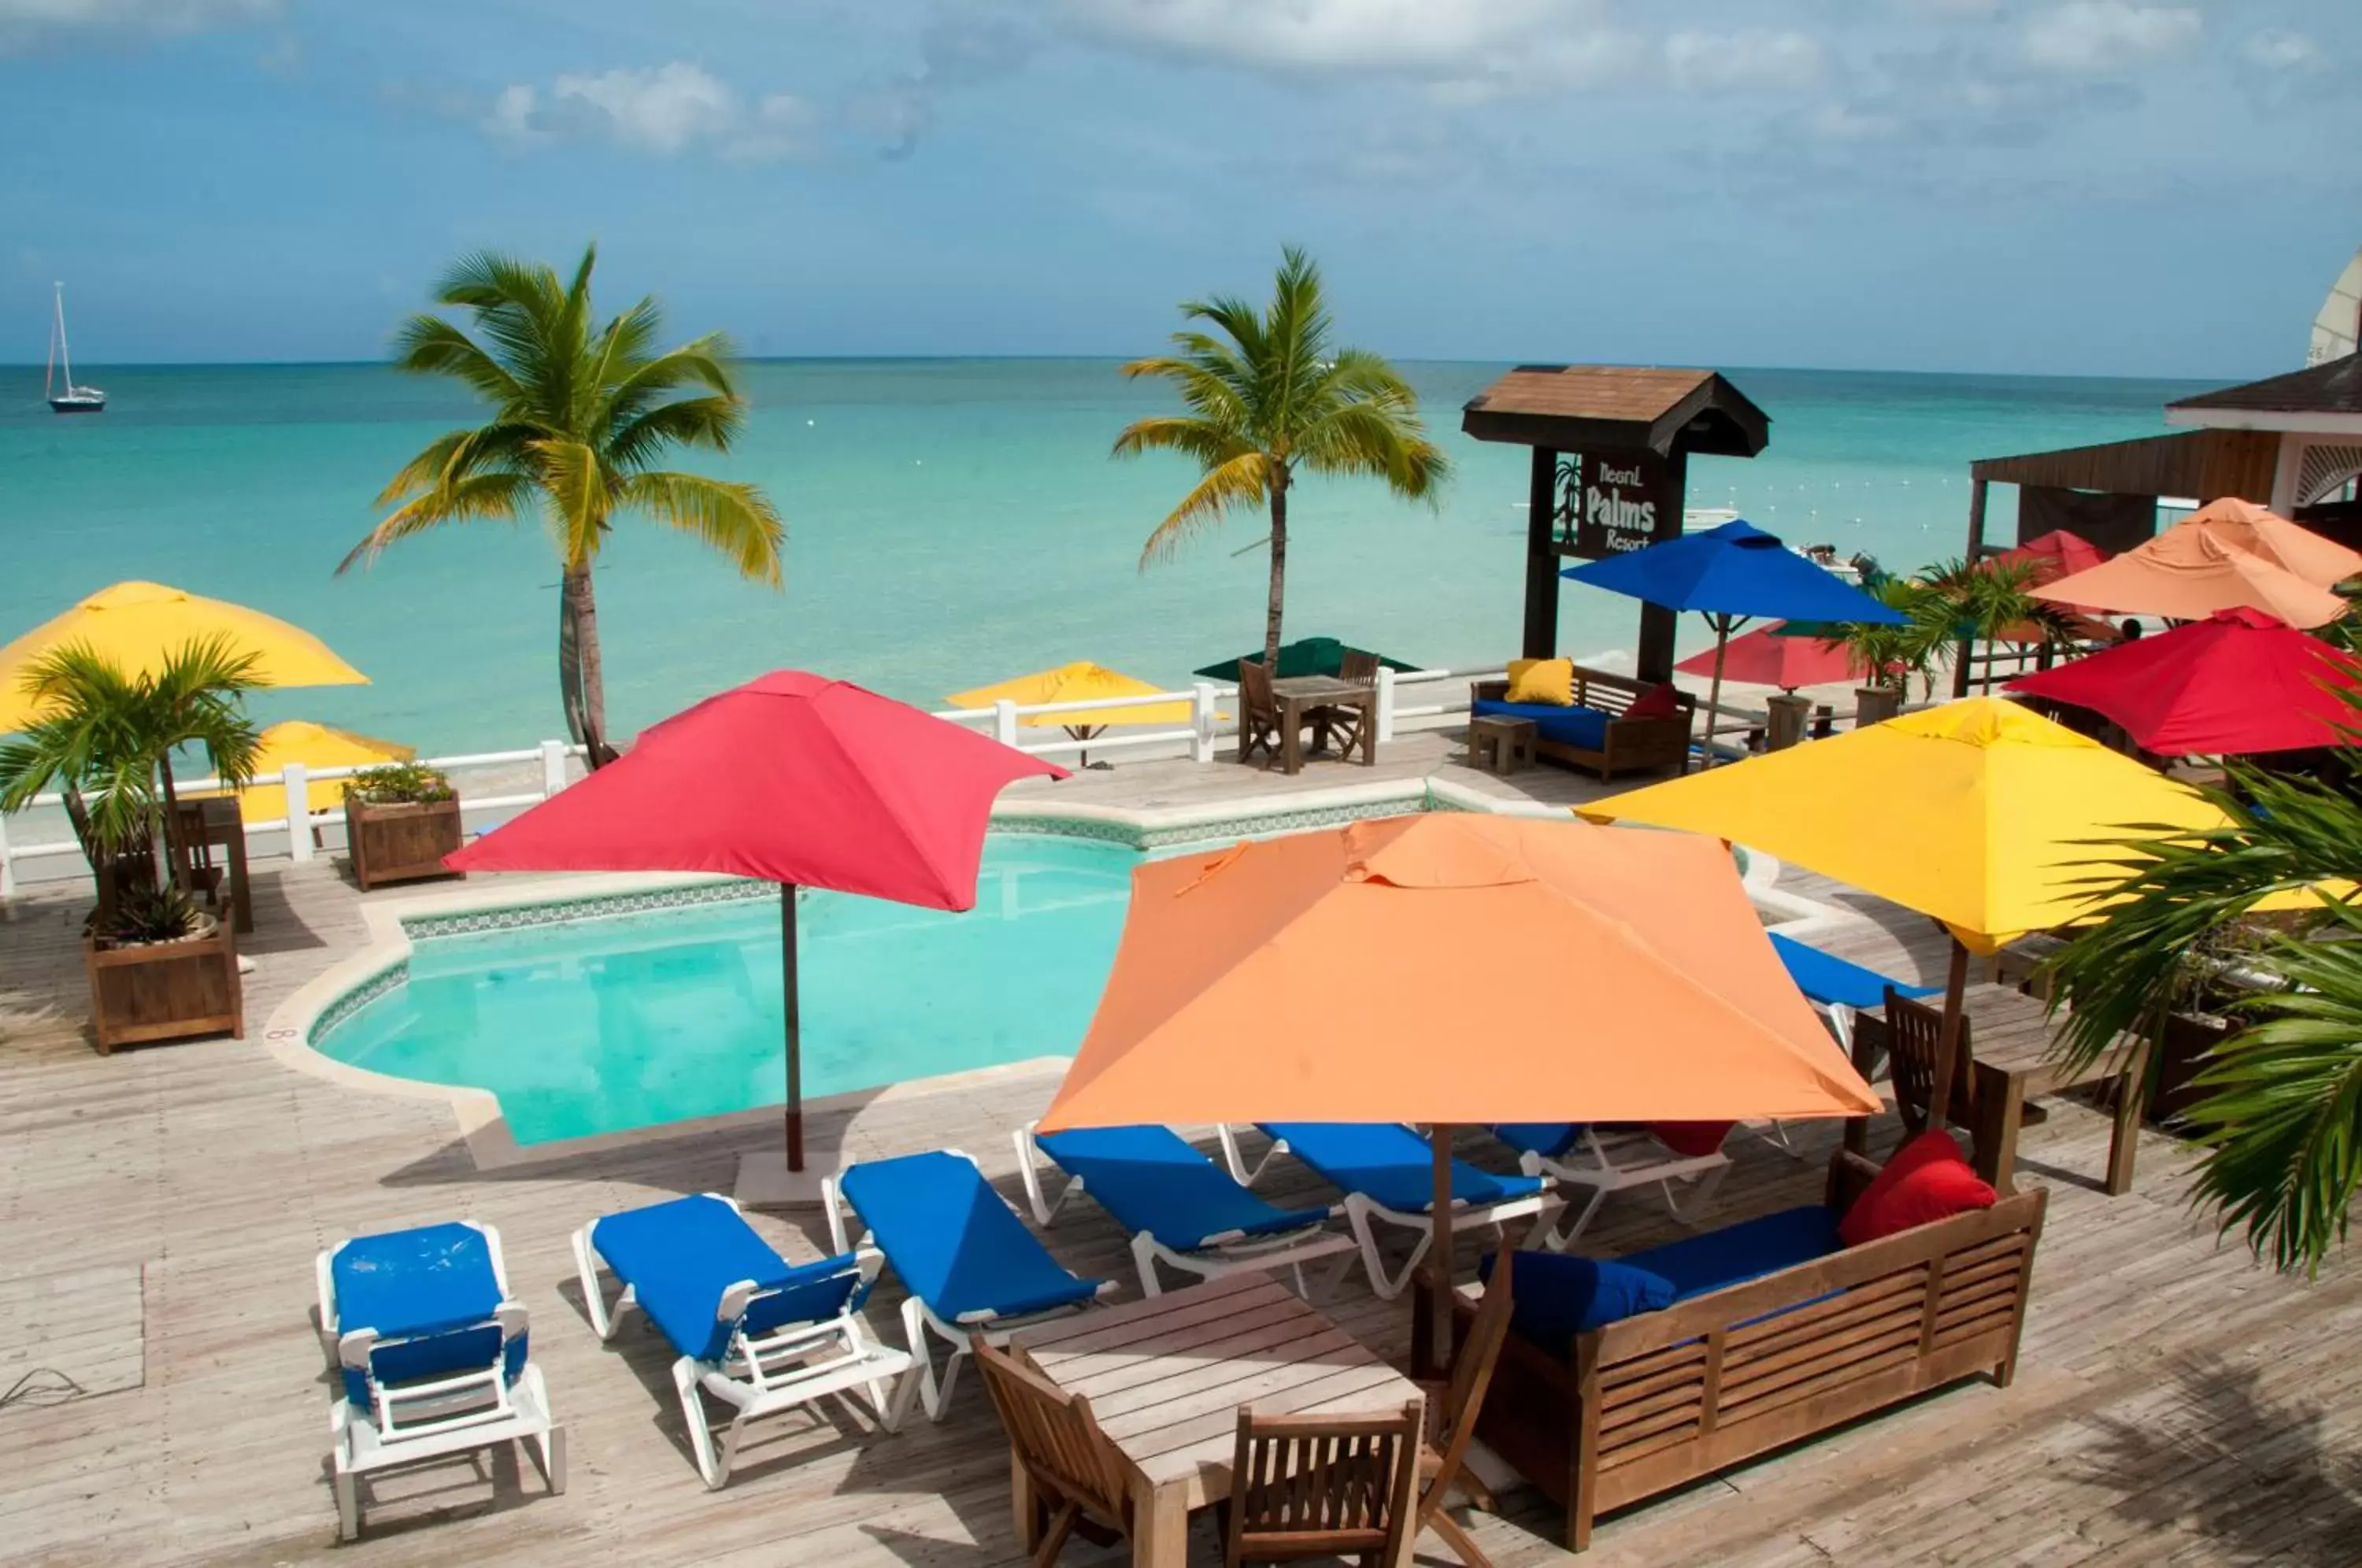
<box><xmin>972</xmin><ymin>1337</ymin><xmax>1138</xmax><ymax>1565</ymax></box>
<box><xmin>1468</xmin><ymin>664</ymin><xmax>1693</xmax><ymax>780</ymax></box>
<box><xmin>1411</xmin><ymin>1247</ymin><xmax>1517</xmax><ymax>1566</ymax></box>
<box><xmin>1224</xmin><ymin>1400</ymin><xmax>1424</xmax><ymax>1566</ymax></box>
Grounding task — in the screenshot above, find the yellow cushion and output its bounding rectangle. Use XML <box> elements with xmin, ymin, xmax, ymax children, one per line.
<box><xmin>1505</xmin><ymin>658</ymin><xmax>1575</xmax><ymax>706</ymax></box>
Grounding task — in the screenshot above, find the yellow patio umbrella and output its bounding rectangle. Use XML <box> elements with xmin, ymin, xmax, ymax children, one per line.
<box><xmin>946</xmin><ymin>662</ymin><xmax>1198</xmax><ymax>761</ymax></box>
<box><xmin>1577</xmin><ymin>697</ymin><xmax>2294</xmax><ymax>1126</ymax></box>
<box><xmin>0</xmin><ymin>580</ymin><xmax>368</xmax><ymax>734</ymax></box>
<box><xmin>197</xmin><ymin>720</ymin><xmax>414</xmax><ymax>824</ymax></box>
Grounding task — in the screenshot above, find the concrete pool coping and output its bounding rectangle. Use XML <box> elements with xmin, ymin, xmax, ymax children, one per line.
<box><xmin>263</xmin><ymin>783</ymin><xmax>1845</xmax><ymax>1174</ymax></box>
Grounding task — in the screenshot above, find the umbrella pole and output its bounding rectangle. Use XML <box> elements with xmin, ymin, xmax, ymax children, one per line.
<box><xmin>782</xmin><ymin>882</ymin><xmax>804</xmax><ymax>1173</ymax></box>
<box><xmin>1927</xmin><ymin>939</ymin><xmax>1971</xmax><ymax>1132</ymax></box>
<box><xmin>1704</xmin><ymin>614</ymin><xmax>1737</xmax><ymax>768</ymax></box>
<box><xmin>1430</xmin><ymin>1125</ymin><xmax>1455</xmax><ymax>1369</ymax></box>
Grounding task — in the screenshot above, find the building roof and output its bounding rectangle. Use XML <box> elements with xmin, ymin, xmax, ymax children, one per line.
<box><xmin>1969</xmin><ymin>427</ymin><xmax>2279</xmax><ymax>501</ymax></box>
<box><xmin>2167</xmin><ymin>353</ymin><xmax>2362</xmax><ymax>435</ymax></box>
<box><xmin>1462</xmin><ymin>364</ymin><xmax>1770</xmax><ymax>457</ymax></box>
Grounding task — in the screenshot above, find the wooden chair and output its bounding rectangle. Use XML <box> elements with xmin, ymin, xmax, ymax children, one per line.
<box><xmin>972</xmin><ymin>1336</ymin><xmax>1137</xmax><ymax>1566</ymax></box>
<box><xmin>1237</xmin><ymin>659</ymin><xmax>1285</xmax><ymax>768</ymax></box>
<box><xmin>1225</xmin><ymin>1400</ymin><xmax>1423</xmax><ymax>1566</ymax></box>
<box><xmin>1412</xmin><ymin>1248</ymin><xmax>1516</xmax><ymax>1566</ymax></box>
<box><xmin>1313</xmin><ymin>649</ymin><xmax>1381</xmax><ymax>756</ymax></box>
<box><xmin>1884</xmin><ymin>988</ymin><xmax>1976</xmax><ymax>1137</ymax></box>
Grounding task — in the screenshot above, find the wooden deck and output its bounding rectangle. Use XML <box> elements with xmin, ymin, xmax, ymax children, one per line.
<box><xmin>3</xmin><ymin>749</ymin><xmax>2360</xmax><ymax>1566</ymax></box>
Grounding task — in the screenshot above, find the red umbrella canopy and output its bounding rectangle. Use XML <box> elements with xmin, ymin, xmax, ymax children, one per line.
<box><xmin>1991</xmin><ymin>530</ymin><xmax>2108</xmax><ymax>585</ymax></box>
<box><xmin>446</xmin><ymin>671</ymin><xmax>1068</xmax><ymax>907</ymax></box>
<box><xmin>1674</xmin><ymin>621</ymin><xmax>1877</xmax><ymax>691</ymax></box>
<box><xmin>2007</xmin><ymin>608</ymin><xmax>2362</xmax><ymax>755</ymax></box>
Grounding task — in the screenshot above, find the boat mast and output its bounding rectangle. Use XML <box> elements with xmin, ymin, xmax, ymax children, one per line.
<box><xmin>54</xmin><ymin>282</ymin><xmax>74</xmax><ymax>392</ymax></box>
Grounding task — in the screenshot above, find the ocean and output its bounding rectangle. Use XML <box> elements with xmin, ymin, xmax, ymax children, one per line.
<box><xmin>1</xmin><ymin>359</ymin><xmax>2222</xmax><ymax>756</ymax></box>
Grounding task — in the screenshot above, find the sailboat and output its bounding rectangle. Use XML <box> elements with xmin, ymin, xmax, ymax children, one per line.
<box><xmin>45</xmin><ymin>283</ymin><xmax>105</xmax><ymax>414</ymax></box>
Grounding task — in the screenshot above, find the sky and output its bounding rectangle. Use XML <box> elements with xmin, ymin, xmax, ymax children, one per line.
<box><xmin>3</xmin><ymin>0</ymin><xmax>2358</xmax><ymax>377</ymax></box>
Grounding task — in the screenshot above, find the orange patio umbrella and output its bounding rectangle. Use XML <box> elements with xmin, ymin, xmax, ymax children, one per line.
<box><xmin>1038</xmin><ymin>814</ymin><xmax>1879</xmax><ymax>1332</ymax></box>
<box><xmin>2030</xmin><ymin>499</ymin><xmax>2361</xmax><ymax>629</ymax></box>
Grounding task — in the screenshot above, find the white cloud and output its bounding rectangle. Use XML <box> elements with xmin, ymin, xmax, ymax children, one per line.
<box><xmin>1053</xmin><ymin>0</ymin><xmax>1627</xmax><ymax>87</ymax></box>
<box><xmin>1665</xmin><ymin>28</ymin><xmax>1827</xmax><ymax>92</ymax></box>
<box><xmin>484</xmin><ymin>63</ymin><xmax>816</xmax><ymax>162</ymax></box>
<box><xmin>2242</xmin><ymin>28</ymin><xmax>2323</xmax><ymax>72</ymax></box>
<box><xmin>2021</xmin><ymin>2</ymin><xmax>2198</xmax><ymax>73</ymax></box>
<box><xmin>0</xmin><ymin>0</ymin><xmax>277</xmax><ymax>54</ymax></box>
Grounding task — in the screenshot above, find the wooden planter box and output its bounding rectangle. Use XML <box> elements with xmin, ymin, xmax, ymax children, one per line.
<box><xmin>84</xmin><ymin>922</ymin><xmax>243</xmax><ymax>1053</ymax></box>
<box><xmin>346</xmin><ymin>795</ymin><xmax>465</xmax><ymax>891</ymax></box>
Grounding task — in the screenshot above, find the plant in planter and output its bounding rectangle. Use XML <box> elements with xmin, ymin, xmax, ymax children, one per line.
<box><xmin>342</xmin><ymin>762</ymin><xmax>465</xmax><ymax>889</ymax></box>
<box><xmin>0</xmin><ymin>638</ymin><xmax>261</xmax><ymax>1051</ymax></box>
<box><xmin>1832</xmin><ymin>577</ymin><xmax>1942</xmax><ymax>726</ymax></box>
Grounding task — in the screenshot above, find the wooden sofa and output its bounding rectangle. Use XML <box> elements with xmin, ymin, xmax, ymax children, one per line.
<box><xmin>1468</xmin><ymin>665</ymin><xmax>1694</xmax><ymax>781</ymax></box>
<box><xmin>1416</xmin><ymin>1150</ymin><xmax>2046</xmax><ymax>1551</ymax></box>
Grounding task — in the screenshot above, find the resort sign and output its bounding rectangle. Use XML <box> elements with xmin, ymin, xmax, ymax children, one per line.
<box><xmin>1553</xmin><ymin>449</ymin><xmax>1678</xmax><ymax>559</ymax></box>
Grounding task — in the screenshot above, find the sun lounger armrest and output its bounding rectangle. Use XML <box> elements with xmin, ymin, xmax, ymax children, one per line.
<box><xmin>1824</xmin><ymin>1148</ymin><xmax>1883</xmax><ymax>1213</ymax></box>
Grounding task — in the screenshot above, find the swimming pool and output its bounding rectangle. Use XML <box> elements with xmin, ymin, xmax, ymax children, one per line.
<box><xmin>313</xmin><ymin>834</ymin><xmax>1137</xmax><ymax>1145</ymax></box>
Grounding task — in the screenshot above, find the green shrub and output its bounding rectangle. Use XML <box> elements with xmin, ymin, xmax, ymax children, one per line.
<box><xmin>95</xmin><ymin>883</ymin><xmax>207</xmax><ymax>946</ymax></box>
<box><xmin>345</xmin><ymin>762</ymin><xmax>457</xmax><ymax>805</ymax></box>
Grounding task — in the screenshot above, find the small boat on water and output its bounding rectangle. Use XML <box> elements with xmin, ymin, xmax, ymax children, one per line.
<box><xmin>45</xmin><ymin>282</ymin><xmax>104</xmax><ymax>414</ymax></box>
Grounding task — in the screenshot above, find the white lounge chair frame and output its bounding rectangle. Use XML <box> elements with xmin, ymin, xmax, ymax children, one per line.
<box><xmin>822</xmin><ymin>1147</ymin><xmax>1114</xmax><ymax>1422</ymax></box>
<box><xmin>1511</xmin><ymin>1126</ymin><xmax>1732</xmax><ymax>1251</ymax></box>
<box><xmin>570</xmin><ymin>1196</ymin><xmax>916</xmax><ymax>1488</ymax></box>
<box><xmin>1011</xmin><ymin>1124</ymin><xmax>1360</xmax><ymax>1299</ymax></box>
<box><xmin>1214</xmin><ymin>1125</ymin><xmax>1556</xmax><ymax>1301</ymax></box>
<box><xmin>314</xmin><ymin>1222</ymin><xmax>565</xmax><ymax>1540</ymax></box>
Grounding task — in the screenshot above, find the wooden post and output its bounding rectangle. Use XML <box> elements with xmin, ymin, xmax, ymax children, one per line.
<box><xmin>1952</xmin><ymin>479</ymin><xmax>1988</xmax><ymax>699</ymax></box>
<box><xmin>283</xmin><ymin>763</ymin><xmax>312</xmax><ymax>862</ymax></box>
<box><xmin>1430</xmin><ymin>1125</ymin><xmax>1455</xmax><ymax>1366</ymax></box>
<box><xmin>1927</xmin><ymin>940</ymin><xmax>1972</xmax><ymax>1130</ymax></box>
<box><xmin>782</xmin><ymin>882</ymin><xmax>804</xmax><ymax>1172</ymax></box>
<box><xmin>1635</xmin><ymin>448</ymin><xmax>1688</xmax><ymax>684</ymax></box>
<box><xmin>1523</xmin><ymin>448</ymin><xmax>1560</xmax><ymax>658</ymax></box>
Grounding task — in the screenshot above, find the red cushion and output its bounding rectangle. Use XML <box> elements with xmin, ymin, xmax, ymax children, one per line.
<box><xmin>1626</xmin><ymin>682</ymin><xmax>1680</xmax><ymax>720</ymax></box>
<box><xmin>1838</xmin><ymin>1130</ymin><xmax>1998</xmax><ymax>1248</ymax></box>
<box><xmin>1648</xmin><ymin>1120</ymin><xmax>1734</xmax><ymax>1158</ymax></box>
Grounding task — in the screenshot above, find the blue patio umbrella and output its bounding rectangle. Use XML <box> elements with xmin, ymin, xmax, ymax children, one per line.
<box><xmin>1564</xmin><ymin>520</ymin><xmax>1907</xmax><ymax>764</ymax></box>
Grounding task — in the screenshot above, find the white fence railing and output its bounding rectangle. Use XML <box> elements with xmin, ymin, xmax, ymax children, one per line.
<box><xmin>0</xmin><ymin>664</ymin><xmax>1520</xmax><ymax>895</ymax></box>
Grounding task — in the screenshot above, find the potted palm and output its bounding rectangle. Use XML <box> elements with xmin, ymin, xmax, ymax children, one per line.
<box><xmin>1834</xmin><ymin>577</ymin><xmax>1938</xmax><ymax>727</ymax></box>
<box><xmin>0</xmin><ymin>638</ymin><xmax>261</xmax><ymax>1051</ymax></box>
<box><xmin>342</xmin><ymin>762</ymin><xmax>464</xmax><ymax>889</ymax></box>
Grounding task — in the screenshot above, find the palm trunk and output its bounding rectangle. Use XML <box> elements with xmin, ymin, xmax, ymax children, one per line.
<box><xmin>560</xmin><ymin>564</ymin><xmax>611</xmax><ymax>767</ymax></box>
<box><xmin>1264</xmin><ymin>478</ymin><xmax>1288</xmax><ymax>671</ymax></box>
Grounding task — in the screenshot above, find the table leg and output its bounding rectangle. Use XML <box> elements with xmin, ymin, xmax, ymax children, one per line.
<box><xmin>1975</xmin><ymin>1068</ymin><xmax>2025</xmax><ymax>1196</ymax></box>
<box><xmin>1280</xmin><ymin>701</ymin><xmax>1304</xmax><ymax>775</ymax></box>
<box><xmin>2105</xmin><ymin>1044</ymin><xmax>2146</xmax><ymax>1196</ymax></box>
<box><xmin>1360</xmin><ymin>697</ymin><xmax>1376</xmax><ymax>766</ymax></box>
<box><xmin>227</xmin><ymin>830</ymin><xmax>253</xmax><ymax>935</ymax></box>
<box><xmin>1010</xmin><ymin>1451</ymin><xmax>1041</xmax><ymax>1554</ymax></box>
<box><xmin>1130</xmin><ymin>1476</ymin><xmax>1190</xmax><ymax>1568</ymax></box>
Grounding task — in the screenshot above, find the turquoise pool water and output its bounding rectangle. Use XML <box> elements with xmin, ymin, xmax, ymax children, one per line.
<box><xmin>315</xmin><ymin>835</ymin><xmax>1138</xmax><ymax>1145</ymax></box>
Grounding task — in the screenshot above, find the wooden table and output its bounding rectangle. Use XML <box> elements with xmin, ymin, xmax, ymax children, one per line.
<box><xmin>1009</xmin><ymin>1273</ymin><xmax>1424</xmax><ymax>1566</ymax></box>
<box><xmin>1863</xmin><ymin>983</ymin><xmax>2145</xmax><ymax>1196</ymax></box>
<box><xmin>170</xmin><ymin>796</ymin><xmax>251</xmax><ymax>935</ymax></box>
<box><xmin>1268</xmin><ymin>675</ymin><xmax>1377</xmax><ymax>775</ymax></box>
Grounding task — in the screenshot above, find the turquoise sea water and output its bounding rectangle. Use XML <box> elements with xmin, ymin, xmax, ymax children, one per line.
<box><xmin>316</xmin><ymin>834</ymin><xmax>1136</xmax><ymax>1144</ymax></box>
<box><xmin>2</xmin><ymin>358</ymin><xmax>2220</xmax><ymax>754</ymax></box>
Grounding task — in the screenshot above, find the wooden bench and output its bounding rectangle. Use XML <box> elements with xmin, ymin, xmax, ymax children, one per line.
<box><xmin>1469</xmin><ymin>665</ymin><xmax>1693</xmax><ymax>781</ymax></box>
<box><xmin>1417</xmin><ymin>1150</ymin><xmax>2046</xmax><ymax>1551</ymax></box>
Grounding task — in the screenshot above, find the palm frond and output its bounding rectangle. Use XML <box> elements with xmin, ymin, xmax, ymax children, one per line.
<box><xmin>531</xmin><ymin>438</ymin><xmax>612</xmax><ymax>570</ymax></box>
<box><xmin>338</xmin><ymin>473</ymin><xmax>537</xmax><ymax>573</ymax></box>
<box><xmin>1136</xmin><ymin>452</ymin><xmax>1274</xmax><ymax>568</ymax></box>
<box><xmin>617</xmin><ymin>472</ymin><xmax>785</xmax><ymax>585</ymax></box>
<box><xmin>389</xmin><ymin>317</ymin><xmax>524</xmax><ymax>406</ymax></box>
<box><xmin>1110</xmin><ymin>416</ymin><xmax>1254</xmax><ymax>470</ymax></box>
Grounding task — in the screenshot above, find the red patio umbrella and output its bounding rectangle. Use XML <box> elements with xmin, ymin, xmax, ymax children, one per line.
<box><xmin>445</xmin><ymin>671</ymin><xmax>1066</xmax><ymax>1180</ymax></box>
<box><xmin>1992</xmin><ymin>529</ymin><xmax>2108</xmax><ymax>585</ymax></box>
<box><xmin>2007</xmin><ymin>608</ymin><xmax>2362</xmax><ymax>754</ymax></box>
<box><xmin>1674</xmin><ymin>620</ymin><xmax>1877</xmax><ymax>692</ymax></box>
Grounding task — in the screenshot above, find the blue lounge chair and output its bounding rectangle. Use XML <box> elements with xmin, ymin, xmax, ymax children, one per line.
<box><xmin>1771</xmin><ymin>931</ymin><xmax>1939</xmax><ymax>1056</ymax></box>
<box><xmin>313</xmin><ymin>1220</ymin><xmax>564</xmax><ymax>1540</ymax></box>
<box><xmin>1487</xmin><ymin>1122</ymin><xmax>1732</xmax><ymax>1251</ymax></box>
<box><xmin>824</xmin><ymin>1149</ymin><xmax>1112</xmax><ymax>1420</ymax></box>
<box><xmin>572</xmin><ymin>1193</ymin><xmax>915</xmax><ymax>1487</ymax></box>
<box><xmin>1218</xmin><ymin>1122</ymin><xmax>1553</xmax><ymax>1299</ymax></box>
<box><xmin>1013</xmin><ymin>1123</ymin><xmax>1357</xmax><ymax>1298</ymax></box>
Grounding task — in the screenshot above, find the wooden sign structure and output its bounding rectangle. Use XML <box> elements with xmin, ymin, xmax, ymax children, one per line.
<box><xmin>1464</xmin><ymin>366</ymin><xmax>1770</xmax><ymax>682</ymax></box>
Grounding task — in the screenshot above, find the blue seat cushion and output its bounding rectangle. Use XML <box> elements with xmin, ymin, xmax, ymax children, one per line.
<box><xmin>1036</xmin><ymin>1127</ymin><xmax>1328</xmax><ymax>1251</ymax></box>
<box><xmin>1625</xmin><ymin>1204</ymin><xmax>1843</xmax><ymax>1301</ymax></box>
<box><xmin>841</xmin><ymin>1151</ymin><xmax>1105</xmax><ymax>1323</ymax></box>
<box><xmin>330</xmin><ymin>1222</ymin><xmax>520</xmax><ymax>1408</ymax></box>
<box><xmin>1260</xmin><ymin>1123</ymin><xmax>1547</xmax><ymax>1214</ymax></box>
<box><xmin>1490</xmin><ymin>1123</ymin><xmax>1586</xmax><ymax>1162</ymax></box>
<box><xmin>1472</xmin><ymin>698</ymin><xmax>1611</xmax><ymax>753</ymax></box>
<box><xmin>1480</xmin><ymin>1249</ymin><xmax>1674</xmax><ymax>1348</ymax></box>
<box><xmin>592</xmin><ymin>1194</ymin><xmax>864</xmax><ymax>1363</ymax></box>
<box><xmin>1768</xmin><ymin>933</ymin><xmax>1940</xmax><ymax>1011</ymax></box>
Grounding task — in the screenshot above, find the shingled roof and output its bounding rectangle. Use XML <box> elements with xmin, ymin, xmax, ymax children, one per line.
<box><xmin>2168</xmin><ymin>353</ymin><xmax>2362</xmax><ymax>428</ymax></box>
<box><xmin>1462</xmin><ymin>364</ymin><xmax>1769</xmax><ymax>457</ymax></box>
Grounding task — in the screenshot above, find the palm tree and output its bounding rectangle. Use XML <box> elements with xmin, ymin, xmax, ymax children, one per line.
<box><xmin>340</xmin><ymin>245</ymin><xmax>784</xmax><ymax>761</ymax></box>
<box><xmin>1923</xmin><ymin>555</ymin><xmax>2084</xmax><ymax>695</ymax></box>
<box><xmin>0</xmin><ymin>638</ymin><xmax>263</xmax><ymax>915</ymax></box>
<box><xmin>2045</xmin><ymin>761</ymin><xmax>2362</xmax><ymax>1274</ymax></box>
<box><xmin>1113</xmin><ymin>247</ymin><xmax>1448</xmax><ymax>671</ymax></box>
